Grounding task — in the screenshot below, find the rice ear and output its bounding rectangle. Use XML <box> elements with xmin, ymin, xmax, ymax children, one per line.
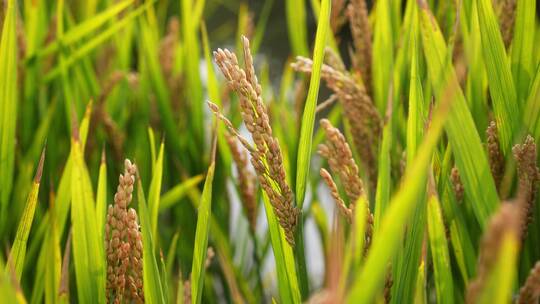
<box><xmin>105</xmin><ymin>159</ymin><xmax>144</xmax><ymax>303</ymax></box>
<box><xmin>211</xmin><ymin>37</ymin><xmax>298</xmax><ymax>245</ymax></box>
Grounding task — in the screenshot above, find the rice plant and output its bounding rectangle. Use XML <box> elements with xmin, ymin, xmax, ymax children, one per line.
<box><xmin>1</xmin><ymin>0</ymin><xmax>539</xmax><ymax>303</ymax></box>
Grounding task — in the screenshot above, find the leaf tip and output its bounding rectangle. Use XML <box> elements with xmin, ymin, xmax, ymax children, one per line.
<box><xmin>35</xmin><ymin>146</ymin><xmax>46</xmax><ymax>183</ymax></box>
<box><xmin>71</xmin><ymin>108</ymin><xmax>80</xmax><ymax>142</ymax></box>
<box><xmin>101</xmin><ymin>146</ymin><xmax>106</xmax><ymax>164</ymax></box>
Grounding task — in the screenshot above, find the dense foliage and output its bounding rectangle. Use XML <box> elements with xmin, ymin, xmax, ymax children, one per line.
<box><xmin>0</xmin><ymin>0</ymin><xmax>539</xmax><ymax>303</ymax></box>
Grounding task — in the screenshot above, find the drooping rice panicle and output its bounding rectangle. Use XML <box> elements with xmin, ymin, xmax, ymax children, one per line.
<box><xmin>318</xmin><ymin>119</ymin><xmax>373</xmax><ymax>245</ymax></box>
<box><xmin>292</xmin><ymin>58</ymin><xmax>381</xmax><ymax>188</ymax></box>
<box><xmin>211</xmin><ymin>36</ymin><xmax>298</xmax><ymax>245</ymax></box>
<box><xmin>320</xmin><ymin>168</ymin><xmax>352</xmax><ymax>222</ymax></box>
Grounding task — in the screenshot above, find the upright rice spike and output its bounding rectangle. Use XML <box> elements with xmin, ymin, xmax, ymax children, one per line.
<box><xmin>512</xmin><ymin>135</ymin><xmax>539</xmax><ymax>239</ymax></box>
<box><xmin>486</xmin><ymin>121</ymin><xmax>504</xmax><ymax>189</ymax></box>
<box><xmin>105</xmin><ymin>159</ymin><xmax>144</xmax><ymax>303</ymax></box>
<box><xmin>347</xmin><ymin>0</ymin><xmax>372</xmax><ymax>94</ymax></box>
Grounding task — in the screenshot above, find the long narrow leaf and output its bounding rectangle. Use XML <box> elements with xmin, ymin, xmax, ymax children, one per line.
<box><xmin>70</xmin><ymin>126</ymin><xmax>105</xmax><ymax>304</ymax></box>
<box><xmin>137</xmin><ymin>177</ymin><xmax>166</xmax><ymax>304</ymax></box>
<box><xmin>95</xmin><ymin>150</ymin><xmax>107</xmax><ymax>245</ymax></box>
<box><xmin>427</xmin><ymin>194</ymin><xmax>454</xmax><ymax>304</ymax></box>
<box><xmin>419</xmin><ymin>1</ymin><xmax>499</xmax><ymax>226</ymax></box>
<box><xmin>295</xmin><ymin>0</ymin><xmax>330</xmax><ymax>207</ymax></box>
<box><xmin>0</xmin><ymin>0</ymin><xmax>18</xmax><ymax>233</ymax></box>
<box><xmin>6</xmin><ymin>150</ymin><xmax>45</xmax><ymax>281</ymax></box>
<box><xmin>346</xmin><ymin>76</ymin><xmax>451</xmax><ymax>303</ymax></box>
<box><xmin>191</xmin><ymin>163</ymin><xmax>215</xmax><ymax>304</ymax></box>
<box><xmin>149</xmin><ymin>142</ymin><xmax>164</xmax><ymax>241</ymax></box>
<box><xmin>475</xmin><ymin>0</ymin><xmax>520</xmax><ymax>153</ymax></box>
<box><xmin>511</xmin><ymin>0</ymin><xmax>536</xmax><ymax>104</ymax></box>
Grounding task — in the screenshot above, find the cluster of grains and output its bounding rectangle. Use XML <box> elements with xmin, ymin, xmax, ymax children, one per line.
<box><xmin>209</xmin><ymin>36</ymin><xmax>298</xmax><ymax>246</ymax></box>
<box><xmin>318</xmin><ymin>119</ymin><xmax>373</xmax><ymax>244</ymax></box>
<box><xmin>226</xmin><ymin>135</ymin><xmax>258</xmax><ymax>231</ymax></box>
<box><xmin>105</xmin><ymin>159</ymin><xmax>144</xmax><ymax>304</ymax></box>
<box><xmin>347</xmin><ymin>0</ymin><xmax>372</xmax><ymax>94</ymax></box>
<box><xmin>512</xmin><ymin>135</ymin><xmax>539</xmax><ymax>239</ymax></box>
<box><xmin>486</xmin><ymin>121</ymin><xmax>504</xmax><ymax>189</ymax></box>
<box><xmin>450</xmin><ymin>166</ymin><xmax>464</xmax><ymax>202</ymax></box>
<box><xmin>466</xmin><ymin>203</ymin><xmax>521</xmax><ymax>303</ymax></box>
<box><xmin>517</xmin><ymin>261</ymin><xmax>540</xmax><ymax>304</ymax></box>
<box><xmin>292</xmin><ymin>57</ymin><xmax>381</xmax><ymax>188</ymax></box>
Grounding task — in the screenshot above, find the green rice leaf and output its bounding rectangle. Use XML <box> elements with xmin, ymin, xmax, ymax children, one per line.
<box><xmin>139</xmin><ymin>19</ymin><xmax>183</xmax><ymax>158</ymax></box>
<box><xmin>137</xmin><ymin>177</ymin><xmax>166</xmax><ymax>304</ymax></box>
<box><xmin>202</xmin><ymin>22</ymin><xmax>232</xmax><ymax>169</ymax></box>
<box><xmin>346</xmin><ymin>76</ymin><xmax>450</xmax><ymax>303</ymax></box>
<box><xmin>439</xmin><ymin>146</ymin><xmax>476</xmax><ymax>283</ymax></box>
<box><xmin>191</xmin><ymin>163</ymin><xmax>215</xmax><ymax>304</ymax></box>
<box><xmin>6</xmin><ymin>150</ymin><xmax>45</xmax><ymax>281</ymax></box>
<box><xmin>373</xmin><ymin>0</ymin><xmax>395</xmax><ymax>111</ymax></box>
<box><xmin>149</xmin><ymin>142</ymin><xmax>164</xmax><ymax>241</ymax></box>
<box><xmin>252</xmin><ymin>0</ymin><xmax>274</xmax><ymax>54</ymax></box>
<box><xmin>159</xmin><ymin>175</ymin><xmax>204</xmax><ymax>211</ymax></box>
<box><xmin>419</xmin><ymin>2</ymin><xmax>499</xmax><ymax>226</ymax></box>
<box><xmin>0</xmin><ymin>260</ymin><xmax>26</xmax><ymax>304</ymax></box>
<box><xmin>511</xmin><ymin>0</ymin><xmax>536</xmax><ymax>104</ymax></box>
<box><xmin>427</xmin><ymin>194</ymin><xmax>454</xmax><ymax>304</ymax></box>
<box><xmin>44</xmin><ymin>1</ymin><xmax>154</xmax><ymax>82</ymax></box>
<box><xmin>181</xmin><ymin>0</ymin><xmax>205</xmax><ymax>155</ymax></box>
<box><xmin>524</xmin><ymin>63</ymin><xmax>540</xmax><ymax>141</ymax></box>
<box><xmin>293</xmin><ymin>2</ymin><xmax>330</xmax><ymax>295</ymax></box>
<box><xmin>95</xmin><ymin>150</ymin><xmax>107</xmax><ymax>246</ymax></box>
<box><xmin>392</xmin><ymin>10</ymin><xmax>427</xmax><ymax>301</ymax></box>
<box><xmin>34</xmin><ymin>0</ymin><xmax>134</xmax><ymax>59</ymax></box>
<box><xmin>295</xmin><ymin>0</ymin><xmax>330</xmax><ymax>208</ymax></box>
<box><xmin>148</xmin><ymin>128</ymin><xmax>157</xmax><ymax>169</ymax></box>
<box><xmin>261</xmin><ymin>193</ymin><xmax>301</xmax><ymax>304</ymax></box>
<box><xmin>475</xmin><ymin>0</ymin><xmax>520</xmax><ymax>153</ymax></box>
<box><xmin>70</xmin><ymin>127</ymin><xmax>105</xmax><ymax>304</ymax></box>
<box><xmin>413</xmin><ymin>262</ymin><xmax>426</xmax><ymax>304</ymax></box>
<box><xmin>44</xmin><ymin>208</ymin><xmax>61</xmax><ymax>304</ymax></box>
<box><xmin>0</xmin><ymin>0</ymin><xmax>18</xmax><ymax>233</ymax></box>
<box><xmin>285</xmin><ymin>0</ymin><xmax>309</xmax><ymax>56</ymax></box>
<box><xmin>373</xmin><ymin>107</ymin><xmax>392</xmax><ymax>235</ymax></box>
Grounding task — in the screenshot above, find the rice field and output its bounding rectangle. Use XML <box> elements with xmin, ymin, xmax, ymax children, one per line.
<box><xmin>0</xmin><ymin>0</ymin><xmax>540</xmax><ymax>303</ymax></box>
